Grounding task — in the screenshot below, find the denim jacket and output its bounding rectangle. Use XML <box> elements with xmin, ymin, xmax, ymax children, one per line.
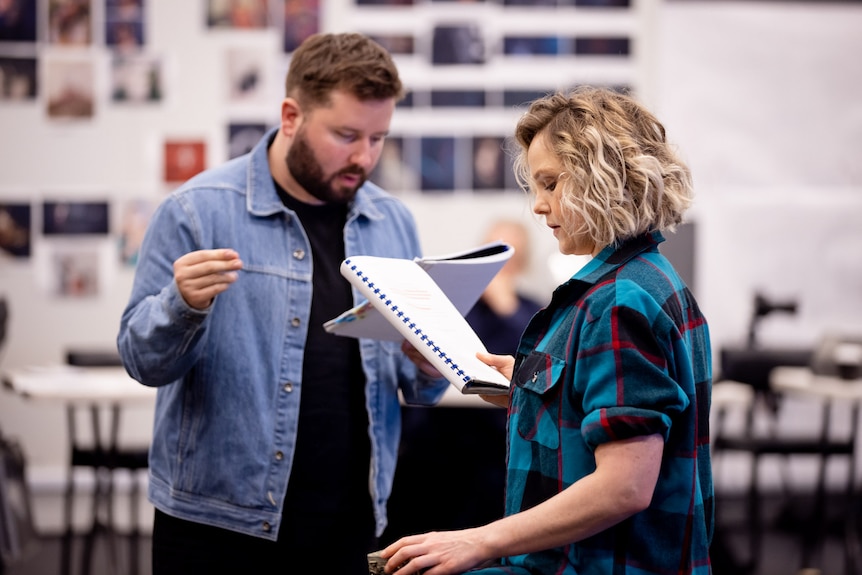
<box><xmin>117</xmin><ymin>129</ymin><xmax>448</xmax><ymax>540</ymax></box>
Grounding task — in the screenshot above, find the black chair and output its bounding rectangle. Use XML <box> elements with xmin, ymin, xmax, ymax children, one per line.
<box><xmin>712</xmin><ymin>344</ymin><xmax>859</xmax><ymax>574</ymax></box>
<box><xmin>61</xmin><ymin>350</ymin><xmax>149</xmax><ymax>575</ymax></box>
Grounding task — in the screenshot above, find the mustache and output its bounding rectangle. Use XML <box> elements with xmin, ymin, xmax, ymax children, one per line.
<box><xmin>337</xmin><ymin>165</ymin><xmax>367</xmax><ymax>179</ymax></box>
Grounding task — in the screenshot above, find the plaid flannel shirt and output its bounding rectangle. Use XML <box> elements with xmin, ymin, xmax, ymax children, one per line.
<box><xmin>473</xmin><ymin>231</ymin><xmax>713</xmax><ymax>575</ymax></box>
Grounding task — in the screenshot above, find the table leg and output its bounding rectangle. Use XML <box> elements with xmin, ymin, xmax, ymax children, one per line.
<box><xmin>80</xmin><ymin>406</ymin><xmax>102</xmax><ymax>575</ymax></box>
<box><xmin>844</xmin><ymin>402</ymin><xmax>860</xmax><ymax>575</ymax></box>
<box><xmin>801</xmin><ymin>401</ymin><xmax>831</xmax><ymax>568</ymax></box>
<box><xmin>60</xmin><ymin>406</ymin><xmax>75</xmax><ymax>575</ymax></box>
<box><xmin>129</xmin><ymin>470</ymin><xmax>139</xmax><ymax>575</ymax></box>
<box><xmin>61</xmin><ymin>401</ymin><xmax>143</xmax><ymax>575</ymax></box>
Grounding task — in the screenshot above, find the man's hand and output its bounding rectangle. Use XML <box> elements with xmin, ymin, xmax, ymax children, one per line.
<box><xmin>174</xmin><ymin>249</ymin><xmax>242</xmax><ymax>310</ymax></box>
<box><xmin>400</xmin><ymin>340</ymin><xmax>443</xmax><ymax>379</ymax></box>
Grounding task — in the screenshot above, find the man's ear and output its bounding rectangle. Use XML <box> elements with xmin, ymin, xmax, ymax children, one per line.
<box><xmin>280</xmin><ymin>97</ymin><xmax>302</xmax><ymax>137</ymax></box>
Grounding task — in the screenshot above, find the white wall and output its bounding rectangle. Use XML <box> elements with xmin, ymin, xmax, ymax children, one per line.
<box><xmin>657</xmin><ymin>0</ymin><xmax>862</xmax><ymax>351</ymax></box>
<box><xmin>658</xmin><ymin>0</ymin><xmax>862</xmax><ymax>494</ymax></box>
<box><xmin>1</xmin><ymin>0</ymin><xmax>861</xmax><ymax>531</ymax></box>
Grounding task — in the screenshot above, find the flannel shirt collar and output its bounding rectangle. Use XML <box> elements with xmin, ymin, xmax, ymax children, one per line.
<box><xmin>549</xmin><ymin>231</ymin><xmax>666</xmax><ymax>305</ymax></box>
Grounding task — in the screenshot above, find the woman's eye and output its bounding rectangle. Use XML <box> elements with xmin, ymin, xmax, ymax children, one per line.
<box><xmin>545</xmin><ymin>181</ymin><xmax>557</xmax><ymax>192</ymax></box>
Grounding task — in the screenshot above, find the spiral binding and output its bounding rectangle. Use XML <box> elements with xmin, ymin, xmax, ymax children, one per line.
<box><xmin>346</xmin><ymin>260</ymin><xmax>470</xmax><ymax>384</ymax></box>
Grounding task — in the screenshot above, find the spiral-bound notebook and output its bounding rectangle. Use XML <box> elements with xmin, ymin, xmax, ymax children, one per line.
<box><xmin>336</xmin><ymin>254</ymin><xmax>510</xmax><ymax>395</ymax></box>
<box><xmin>325</xmin><ymin>241</ymin><xmax>513</xmax><ymax>342</ymax></box>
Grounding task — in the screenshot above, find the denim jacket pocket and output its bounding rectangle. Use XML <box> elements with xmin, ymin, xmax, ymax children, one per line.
<box><xmin>513</xmin><ymin>351</ymin><xmax>567</xmax><ymax>449</ymax></box>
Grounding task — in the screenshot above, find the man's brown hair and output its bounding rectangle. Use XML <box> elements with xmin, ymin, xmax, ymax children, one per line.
<box><xmin>285</xmin><ymin>33</ymin><xmax>404</xmax><ymax>109</ymax></box>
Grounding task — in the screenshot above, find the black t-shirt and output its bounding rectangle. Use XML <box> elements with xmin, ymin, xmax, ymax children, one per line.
<box><xmin>274</xmin><ymin>182</ymin><xmax>373</xmax><ymax>551</ymax></box>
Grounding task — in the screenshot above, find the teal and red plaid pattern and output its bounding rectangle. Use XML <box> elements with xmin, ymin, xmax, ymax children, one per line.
<box><xmin>473</xmin><ymin>231</ymin><xmax>713</xmax><ymax>575</ymax></box>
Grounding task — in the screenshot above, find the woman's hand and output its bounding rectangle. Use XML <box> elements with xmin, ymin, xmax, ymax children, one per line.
<box><xmin>476</xmin><ymin>351</ymin><xmax>514</xmax><ymax>407</ymax></box>
<box><xmin>380</xmin><ymin>528</ymin><xmax>494</xmax><ymax>575</ymax></box>
<box><xmin>476</xmin><ymin>351</ymin><xmax>514</xmax><ymax>379</ymax></box>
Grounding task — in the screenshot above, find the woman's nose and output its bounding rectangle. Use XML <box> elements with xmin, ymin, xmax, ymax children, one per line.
<box><xmin>532</xmin><ymin>195</ymin><xmax>547</xmax><ymax>215</ymax></box>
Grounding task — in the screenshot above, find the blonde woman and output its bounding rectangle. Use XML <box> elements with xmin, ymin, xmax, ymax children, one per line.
<box><xmin>383</xmin><ymin>86</ymin><xmax>713</xmax><ymax>575</ymax></box>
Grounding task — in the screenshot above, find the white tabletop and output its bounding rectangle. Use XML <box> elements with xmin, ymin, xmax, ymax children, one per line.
<box><xmin>3</xmin><ymin>365</ymin><xmax>156</xmax><ymax>404</ymax></box>
<box><xmin>770</xmin><ymin>366</ymin><xmax>862</xmax><ymax>402</ymax></box>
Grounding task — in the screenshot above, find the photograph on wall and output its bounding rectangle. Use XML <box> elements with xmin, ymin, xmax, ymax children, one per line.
<box><xmin>571</xmin><ymin>36</ymin><xmax>630</xmax><ymax>56</ymax></box>
<box><xmin>0</xmin><ymin>0</ymin><xmax>37</xmax><ymax>42</ymax></box>
<box><xmin>118</xmin><ymin>197</ymin><xmax>155</xmax><ymax>265</ymax></box>
<box><xmin>430</xmin><ymin>89</ymin><xmax>485</xmax><ymax>108</ymax></box>
<box><xmin>207</xmin><ymin>0</ymin><xmax>269</xmax><ymax>29</ymax></box>
<box><xmin>50</xmin><ymin>244</ymin><xmax>100</xmax><ymax>297</ymax></box>
<box><xmin>226</xmin><ymin>47</ymin><xmax>269</xmax><ymax>104</ymax></box>
<box><xmin>0</xmin><ymin>202</ymin><xmax>31</xmax><ymax>258</ymax></box>
<box><xmin>0</xmin><ymin>56</ymin><xmax>37</xmax><ymax>100</ymax></box>
<box><xmin>419</xmin><ymin>136</ymin><xmax>456</xmax><ymax>192</ymax></box>
<box><xmin>283</xmin><ymin>0</ymin><xmax>318</xmax><ymax>53</ymax></box>
<box><xmin>502</xmin><ymin>0</ymin><xmax>556</xmax><ymax>6</ymax></box>
<box><xmin>569</xmin><ymin>0</ymin><xmax>630</xmax><ymax>7</ymax></box>
<box><xmin>355</xmin><ymin>0</ymin><xmax>414</xmax><ymax>5</ymax></box>
<box><xmin>111</xmin><ymin>54</ymin><xmax>162</xmax><ymax>103</ymax></box>
<box><xmin>503</xmin><ymin>88</ymin><xmax>552</xmax><ymax>109</ymax></box>
<box><xmin>48</xmin><ymin>0</ymin><xmax>92</xmax><ymax>46</ymax></box>
<box><xmin>369</xmin><ymin>136</ymin><xmax>419</xmax><ymax>193</ymax></box>
<box><xmin>503</xmin><ymin>36</ymin><xmax>560</xmax><ymax>56</ymax></box>
<box><xmin>367</xmin><ymin>33</ymin><xmax>414</xmax><ymax>55</ymax></box>
<box><xmin>44</xmin><ymin>53</ymin><xmax>95</xmax><ymax>119</ymax></box>
<box><xmin>396</xmin><ymin>90</ymin><xmax>413</xmax><ymax>108</ymax></box>
<box><xmin>105</xmin><ymin>0</ymin><xmax>145</xmax><ymax>53</ymax></box>
<box><xmin>228</xmin><ymin>122</ymin><xmax>268</xmax><ymax>159</ymax></box>
<box><xmin>43</xmin><ymin>200</ymin><xmax>109</xmax><ymax>235</ymax></box>
<box><xmin>471</xmin><ymin>136</ymin><xmax>506</xmax><ymax>191</ymax></box>
<box><xmin>163</xmin><ymin>139</ymin><xmax>207</xmax><ymax>183</ymax></box>
<box><xmin>431</xmin><ymin>24</ymin><xmax>484</xmax><ymax>65</ymax></box>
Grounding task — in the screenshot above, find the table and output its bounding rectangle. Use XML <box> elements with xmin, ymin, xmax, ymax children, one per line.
<box><xmin>769</xmin><ymin>366</ymin><xmax>862</xmax><ymax>575</ymax></box>
<box><xmin>2</xmin><ymin>366</ymin><xmax>155</xmax><ymax>575</ymax></box>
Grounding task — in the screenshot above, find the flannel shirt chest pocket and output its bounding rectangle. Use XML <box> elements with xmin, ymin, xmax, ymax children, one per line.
<box><xmin>512</xmin><ymin>351</ymin><xmax>568</xmax><ymax>450</ymax></box>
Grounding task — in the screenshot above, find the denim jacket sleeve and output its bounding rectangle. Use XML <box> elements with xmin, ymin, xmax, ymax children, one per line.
<box><xmin>117</xmin><ymin>193</ymin><xmax>213</xmax><ymax>386</ymax></box>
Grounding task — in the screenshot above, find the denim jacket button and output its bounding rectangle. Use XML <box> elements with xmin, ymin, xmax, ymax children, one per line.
<box><xmin>291</xmin><ymin>317</ymin><xmax>301</xmax><ymax>327</ymax></box>
<box><xmin>283</xmin><ymin>382</ymin><xmax>293</xmax><ymax>392</ymax></box>
<box><xmin>262</xmin><ymin>521</ymin><xmax>271</xmax><ymax>532</ymax></box>
<box><xmin>275</xmin><ymin>450</ymin><xmax>284</xmax><ymax>461</ymax></box>
<box><xmin>292</xmin><ymin>248</ymin><xmax>305</xmax><ymax>260</ymax></box>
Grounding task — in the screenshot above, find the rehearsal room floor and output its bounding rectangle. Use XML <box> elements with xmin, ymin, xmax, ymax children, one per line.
<box><xmin>2</xmin><ymin>493</ymin><xmax>857</xmax><ymax>575</ymax></box>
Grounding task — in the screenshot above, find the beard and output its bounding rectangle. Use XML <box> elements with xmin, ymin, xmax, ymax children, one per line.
<box><xmin>285</xmin><ymin>128</ymin><xmax>367</xmax><ymax>204</ymax></box>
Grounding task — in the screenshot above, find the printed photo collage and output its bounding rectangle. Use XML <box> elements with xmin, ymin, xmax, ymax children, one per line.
<box><xmin>0</xmin><ymin>0</ymin><xmax>157</xmax><ymax>113</ymax></box>
<box><xmin>2</xmin><ymin>0</ymin><xmax>638</xmax><ymax>281</ymax></box>
<box><xmin>0</xmin><ymin>196</ymin><xmax>156</xmax><ymax>298</ymax></box>
<box><xmin>0</xmin><ymin>0</ymin><xmax>316</xmax><ymax>113</ymax></box>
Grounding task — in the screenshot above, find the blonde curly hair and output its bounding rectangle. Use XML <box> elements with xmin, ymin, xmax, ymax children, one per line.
<box><xmin>513</xmin><ymin>86</ymin><xmax>693</xmax><ymax>249</ymax></box>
